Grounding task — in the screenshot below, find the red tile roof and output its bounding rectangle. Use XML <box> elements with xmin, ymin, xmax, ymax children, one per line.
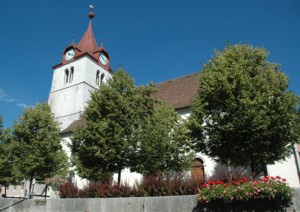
<box><xmin>78</xmin><ymin>20</ymin><xmax>98</xmax><ymax>53</ymax></box>
<box><xmin>154</xmin><ymin>73</ymin><xmax>199</xmax><ymax>110</ymax></box>
<box><xmin>61</xmin><ymin>119</ymin><xmax>86</xmax><ymax>134</ymax></box>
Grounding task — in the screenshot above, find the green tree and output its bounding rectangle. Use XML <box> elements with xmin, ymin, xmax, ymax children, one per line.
<box><xmin>72</xmin><ymin>68</ymin><xmax>193</xmax><ymax>184</ymax></box>
<box><xmin>0</xmin><ymin>116</ymin><xmax>20</xmax><ymax>196</ymax></box>
<box><xmin>188</xmin><ymin>44</ymin><xmax>300</xmax><ymax>176</ymax></box>
<box><xmin>131</xmin><ymin>103</ymin><xmax>194</xmax><ymax>176</ymax></box>
<box><xmin>12</xmin><ymin>103</ymin><xmax>69</xmax><ymax>198</ymax></box>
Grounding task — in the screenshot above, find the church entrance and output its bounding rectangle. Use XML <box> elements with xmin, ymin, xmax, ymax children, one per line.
<box><xmin>191</xmin><ymin>158</ymin><xmax>205</xmax><ymax>181</ymax></box>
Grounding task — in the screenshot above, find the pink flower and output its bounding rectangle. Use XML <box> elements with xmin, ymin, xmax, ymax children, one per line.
<box><xmin>201</xmin><ymin>183</ymin><xmax>208</xmax><ymax>188</ymax></box>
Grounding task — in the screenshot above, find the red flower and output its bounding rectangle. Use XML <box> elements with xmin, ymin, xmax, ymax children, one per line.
<box><xmin>282</xmin><ymin>178</ymin><xmax>286</xmax><ymax>182</ymax></box>
<box><xmin>216</xmin><ymin>180</ymin><xmax>223</xmax><ymax>185</ymax></box>
<box><xmin>276</xmin><ymin>176</ymin><xmax>281</xmax><ymax>179</ymax></box>
<box><xmin>208</xmin><ymin>180</ymin><xmax>215</xmax><ymax>185</ymax></box>
<box><xmin>240</xmin><ymin>177</ymin><xmax>247</xmax><ymax>183</ymax></box>
<box><xmin>232</xmin><ymin>181</ymin><xmax>240</xmax><ymax>185</ymax></box>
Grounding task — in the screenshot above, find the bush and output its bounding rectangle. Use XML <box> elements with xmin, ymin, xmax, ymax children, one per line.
<box><xmin>196</xmin><ymin>176</ymin><xmax>294</xmax><ymax>211</ymax></box>
<box><xmin>137</xmin><ymin>174</ymin><xmax>203</xmax><ymax>196</ymax></box>
<box><xmin>59</xmin><ymin>182</ymin><xmax>79</xmax><ymax>198</ymax></box>
<box><xmin>59</xmin><ymin>174</ymin><xmax>204</xmax><ymax>198</ymax></box>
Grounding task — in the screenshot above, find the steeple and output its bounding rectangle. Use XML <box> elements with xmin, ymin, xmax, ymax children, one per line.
<box><xmin>54</xmin><ymin>7</ymin><xmax>111</xmax><ymax>72</ymax></box>
<box><xmin>78</xmin><ymin>11</ymin><xmax>98</xmax><ymax>53</ymax></box>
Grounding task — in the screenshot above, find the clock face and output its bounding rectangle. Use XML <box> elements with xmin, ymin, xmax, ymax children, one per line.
<box><xmin>65</xmin><ymin>49</ymin><xmax>75</xmax><ymax>61</ymax></box>
<box><xmin>99</xmin><ymin>52</ymin><xmax>108</xmax><ymax>65</ymax></box>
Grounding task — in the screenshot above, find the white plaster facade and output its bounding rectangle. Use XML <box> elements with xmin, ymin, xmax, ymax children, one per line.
<box><xmin>48</xmin><ymin>56</ymin><xmax>111</xmax><ymax>130</ymax></box>
<box><xmin>267</xmin><ymin>144</ymin><xmax>300</xmax><ymax>187</ymax></box>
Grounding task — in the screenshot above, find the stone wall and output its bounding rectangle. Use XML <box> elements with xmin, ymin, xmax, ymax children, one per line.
<box><xmin>1</xmin><ymin>191</ymin><xmax>299</xmax><ymax>212</ymax></box>
<box><xmin>0</xmin><ymin>196</ymin><xmax>196</xmax><ymax>212</ymax></box>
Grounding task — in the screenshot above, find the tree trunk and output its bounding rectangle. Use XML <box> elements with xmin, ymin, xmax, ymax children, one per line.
<box><xmin>250</xmin><ymin>157</ymin><xmax>257</xmax><ymax>178</ymax></box>
<box><xmin>29</xmin><ymin>176</ymin><xmax>33</xmax><ymax>199</ymax></box>
<box><xmin>261</xmin><ymin>161</ymin><xmax>268</xmax><ymax>177</ymax></box>
<box><xmin>44</xmin><ymin>184</ymin><xmax>48</xmax><ymax>199</ymax></box>
<box><xmin>4</xmin><ymin>185</ymin><xmax>7</xmax><ymax>197</ymax></box>
<box><xmin>118</xmin><ymin>168</ymin><xmax>121</xmax><ymax>186</ymax></box>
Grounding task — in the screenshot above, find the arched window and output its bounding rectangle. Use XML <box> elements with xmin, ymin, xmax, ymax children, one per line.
<box><xmin>191</xmin><ymin>158</ymin><xmax>205</xmax><ymax>181</ymax></box>
<box><xmin>64</xmin><ymin>69</ymin><xmax>69</xmax><ymax>84</ymax></box>
<box><xmin>69</xmin><ymin>66</ymin><xmax>74</xmax><ymax>83</ymax></box>
<box><xmin>100</xmin><ymin>73</ymin><xmax>105</xmax><ymax>83</ymax></box>
<box><xmin>96</xmin><ymin>70</ymin><xmax>100</xmax><ymax>86</ymax></box>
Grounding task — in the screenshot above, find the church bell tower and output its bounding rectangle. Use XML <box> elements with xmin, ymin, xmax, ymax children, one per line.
<box><xmin>48</xmin><ymin>10</ymin><xmax>112</xmax><ymax>130</ymax></box>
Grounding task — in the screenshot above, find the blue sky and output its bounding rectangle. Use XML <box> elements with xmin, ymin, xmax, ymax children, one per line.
<box><xmin>0</xmin><ymin>0</ymin><xmax>299</xmax><ymax>127</ymax></box>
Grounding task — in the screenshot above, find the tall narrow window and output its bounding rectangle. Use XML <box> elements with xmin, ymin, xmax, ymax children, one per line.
<box><xmin>69</xmin><ymin>66</ymin><xmax>74</xmax><ymax>83</ymax></box>
<box><xmin>96</xmin><ymin>70</ymin><xmax>100</xmax><ymax>86</ymax></box>
<box><xmin>64</xmin><ymin>69</ymin><xmax>69</xmax><ymax>84</ymax></box>
<box><xmin>100</xmin><ymin>73</ymin><xmax>105</xmax><ymax>83</ymax></box>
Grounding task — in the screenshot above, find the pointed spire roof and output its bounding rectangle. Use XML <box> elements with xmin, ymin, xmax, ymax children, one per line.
<box><xmin>78</xmin><ymin>12</ymin><xmax>98</xmax><ymax>53</ymax></box>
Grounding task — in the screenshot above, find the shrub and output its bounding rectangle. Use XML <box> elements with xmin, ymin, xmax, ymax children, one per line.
<box><xmin>59</xmin><ymin>174</ymin><xmax>204</xmax><ymax>198</ymax></box>
<box><xmin>59</xmin><ymin>182</ymin><xmax>79</xmax><ymax>198</ymax></box>
<box><xmin>196</xmin><ymin>176</ymin><xmax>294</xmax><ymax>211</ymax></box>
<box><xmin>137</xmin><ymin>174</ymin><xmax>203</xmax><ymax>196</ymax></box>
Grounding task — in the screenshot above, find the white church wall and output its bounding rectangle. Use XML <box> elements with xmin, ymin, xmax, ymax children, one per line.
<box><xmin>113</xmin><ymin>169</ymin><xmax>143</xmax><ymax>186</ymax></box>
<box><xmin>50</xmin><ymin>56</ymin><xmax>110</xmax><ymax>92</ymax></box>
<box><xmin>49</xmin><ymin>56</ymin><xmax>112</xmax><ymax>130</ymax></box>
<box><xmin>61</xmin><ymin>133</ymin><xmax>89</xmax><ymax>189</ymax></box>
<box><xmin>49</xmin><ymin>83</ymin><xmax>92</xmax><ymax>129</ymax></box>
<box><xmin>177</xmin><ymin>108</ymin><xmax>191</xmax><ymax>120</ymax></box>
<box><xmin>267</xmin><ymin>147</ymin><xmax>300</xmax><ymax>188</ymax></box>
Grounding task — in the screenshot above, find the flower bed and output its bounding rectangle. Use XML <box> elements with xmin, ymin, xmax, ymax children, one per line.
<box><xmin>196</xmin><ymin>176</ymin><xmax>294</xmax><ymax>211</ymax></box>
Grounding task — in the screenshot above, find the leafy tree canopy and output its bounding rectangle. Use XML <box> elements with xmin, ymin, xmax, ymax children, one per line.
<box><xmin>0</xmin><ymin>116</ymin><xmax>21</xmax><ymax>187</ymax></box>
<box><xmin>131</xmin><ymin>103</ymin><xmax>194</xmax><ymax>176</ymax></box>
<box><xmin>12</xmin><ymin>103</ymin><xmax>69</xmax><ymax>187</ymax></box>
<box><xmin>188</xmin><ymin>44</ymin><xmax>300</xmax><ymax>175</ymax></box>
<box><xmin>72</xmin><ymin>68</ymin><xmax>193</xmax><ymax>183</ymax></box>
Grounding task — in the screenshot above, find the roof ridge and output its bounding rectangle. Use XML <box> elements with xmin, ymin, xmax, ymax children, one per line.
<box><xmin>155</xmin><ymin>72</ymin><xmax>199</xmax><ymax>85</ymax></box>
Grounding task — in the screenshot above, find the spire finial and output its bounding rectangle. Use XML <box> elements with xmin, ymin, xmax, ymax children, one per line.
<box><xmin>72</xmin><ymin>34</ymin><xmax>76</xmax><ymax>44</ymax></box>
<box><xmin>100</xmin><ymin>38</ymin><xmax>104</xmax><ymax>48</ymax></box>
<box><xmin>88</xmin><ymin>5</ymin><xmax>95</xmax><ymax>19</ymax></box>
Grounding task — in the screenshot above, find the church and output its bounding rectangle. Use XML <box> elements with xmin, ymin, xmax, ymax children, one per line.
<box><xmin>2</xmin><ymin>7</ymin><xmax>299</xmax><ymax>200</ymax></box>
<box><xmin>46</xmin><ymin>10</ymin><xmax>300</xmax><ymax>188</ymax></box>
